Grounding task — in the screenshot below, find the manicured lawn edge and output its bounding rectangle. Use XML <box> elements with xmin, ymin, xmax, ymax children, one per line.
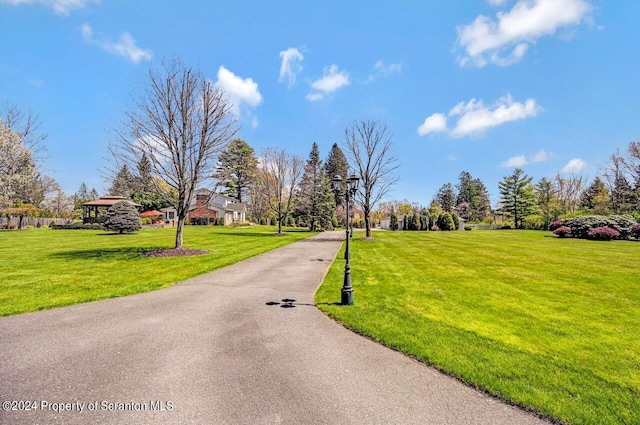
<box><xmin>315</xmin><ymin>230</ymin><xmax>640</xmax><ymax>425</ymax></box>
<box><xmin>1</xmin><ymin>226</ymin><xmax>313</xmax><ymax>316</ymax></box>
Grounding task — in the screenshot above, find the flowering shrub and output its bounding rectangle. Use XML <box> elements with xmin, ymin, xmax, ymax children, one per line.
<box><xmin>631</xmin><ymin>223</ymin><xmax>640</xmax><ymax>240</ymax></box>
<box><xmin>587</xmin><ymin>227</ymin><xmax>620</xmax><ymax>241</ymax></box>
<box><xmin>562</xmin><ymin>215</ymin><xmax>636</xmax><ymax>239</ymax></box>
<box><xmin>548</xmin><ymin>221</ymin><xmax>563</xmax><ymax>231</ymax></box>
<box><xmin>553</xmin><ymin>226</ymin><xmax>572</xmax><ymax>238</ymax></box>
<box><xmin>430</xmin><ymin>225</ymin><xmax>440</xmax><ymax>231</ymax></box>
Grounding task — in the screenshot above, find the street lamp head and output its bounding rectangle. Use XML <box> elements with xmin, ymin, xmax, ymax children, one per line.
<box><xmin>331</xmin><ymin>175</ymin><xmax>343</xmax><ymax>194</ymax></box>
<box><xmin>348</xmin><ymin>174</ymin><xmax>360</xmax><ymax>194</ymax></box>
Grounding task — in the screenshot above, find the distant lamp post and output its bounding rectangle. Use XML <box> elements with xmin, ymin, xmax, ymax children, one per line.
<box><xmin>332</xmin><ymin>173</ymin><xmax>360</xmax><ymax>305</ymax></box>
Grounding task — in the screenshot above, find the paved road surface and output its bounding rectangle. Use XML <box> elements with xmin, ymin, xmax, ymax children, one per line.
<box><xmin>0</xmin><ymin>231</ymin><xmax>548</xmax><ymax>424</ymax></box>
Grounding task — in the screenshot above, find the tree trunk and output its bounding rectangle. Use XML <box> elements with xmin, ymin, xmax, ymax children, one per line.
<box><xmin>277</xmin><ymin>215</ymin><xmax>283</xmax><ymax>234</ymax></box>
<box><xmin>365</xmin><ymin>214</ymin><xmax>371</xmax><ymax>238</ymax></box>
<box><xmin>175</xmin><ymin>216</ymin><xmax>185</xmax><ymax>249</ymax></box>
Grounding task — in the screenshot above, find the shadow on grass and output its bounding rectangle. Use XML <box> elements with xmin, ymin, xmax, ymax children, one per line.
<box><xmin>50</xmin><ymin>246</ymin><xmax>169</xmax><ymax>260</ymax></box>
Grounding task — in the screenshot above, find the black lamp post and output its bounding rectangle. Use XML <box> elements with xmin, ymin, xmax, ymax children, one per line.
<box><xmin>332</xmin><ymin>173</ymin><xmax>360</xmax><ymax>305</ymax></box>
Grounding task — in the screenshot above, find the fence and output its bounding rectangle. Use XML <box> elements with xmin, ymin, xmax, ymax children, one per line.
<box><xmin>0</xmin><ymin>217</ymin><xmax>70</xmax><ymax>229</ymax></box>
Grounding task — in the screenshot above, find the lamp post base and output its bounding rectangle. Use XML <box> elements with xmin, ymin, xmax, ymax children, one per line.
<box><xmin>341</xmin><ymin>287</ymin><xmax>354</xmax><ymax>305</ymax></box>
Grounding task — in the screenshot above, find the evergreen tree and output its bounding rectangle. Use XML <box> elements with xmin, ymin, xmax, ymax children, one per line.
<box><xmin>498</xmin><ymin>168</ymin><xmax>536</xmax><ymax>229</ymax></box>
<box><xmin>214</xmin><ymin>139</ymin><xmax>258</xmax><ymax>202</ymax></box>
<box><xmin>109</xmin><ymin>164</ymin><xmax>133</xmax><ymax>198</ymax></box>
<box><xmin>297</xmin><ymin>143</ymin><xmax>335</xmax><ymax>231</ymax></box>
<box><xmin>434</xmin><ymin>183</ymin><xmax>455</xmax><ymax>212</ymax></box>
<box><xmin>611</xmin><ymin>174</ymin><xmax>635</xmax><ymax>214</ymax></box>
<box><xmin>455</xmin><ymin>171</ymin><xmax>490</xmax><ymax>221</ymax></box>
<box><xmin>437</xmin><ymin>212</ymin><xmax>455</xmax><ymax>231</ymax></box>
<box><xmin>580</xmin><ymin>177</ymin><xmax>610</xmax><ymax>215</ymax></box>
<box><xmin>407</xmin><ymin>212</ymin><xmax>420</xmax><ymax>230</ymax></box>
<box><xmin>89</xmin><ymin>188</ymin><xmax>99</xmax><ymax>200</ymax></box>
<box><xmin>390</xmin><ymin>213</ymin><xmax>399</xmax><ymax>230</ymax></box>
<box><xmin>324</xmin><ymin>143</ymin><xmax>349</xmax><ymax>206</ymax></box>
<box><xmin>104</xmin><ymin>200</ymin><xmax>141</xmax><ymax>234</ymax></box>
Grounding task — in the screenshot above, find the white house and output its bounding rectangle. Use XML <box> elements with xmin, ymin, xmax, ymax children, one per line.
<box><xmin>161</xmin><ymin>190</ymin><xmax>247</xmax><ymax>226</ymax></box>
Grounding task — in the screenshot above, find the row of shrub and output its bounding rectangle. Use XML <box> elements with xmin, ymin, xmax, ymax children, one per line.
<box><xmin>51</xmin><ymin>223</ymin><xmax>105</xmax><ymax>230</ymax></box>
<box><xmin>550</xmin><ymin>215</ymin><xmax>640</xmax><ymax>241</ymax></box>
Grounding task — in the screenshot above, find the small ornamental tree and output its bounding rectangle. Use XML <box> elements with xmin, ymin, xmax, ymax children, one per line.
<box><xmin>104</xmin><ymin>201</ymin><xmax>141</xmax><ymax>234</ymax></box>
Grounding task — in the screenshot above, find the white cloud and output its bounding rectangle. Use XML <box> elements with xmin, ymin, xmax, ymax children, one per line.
<box><xmin>417</xmin><ymin>113</ymin><xmax>447</xmax><ymax>136</ymax></box>
<box><xmin>81</xmin><ymin>23</ymin><xmax>152</xmax><ymax>63</ymax></box>
<box><xmin>307</xmin><ymin>64</ymin><xmax>350</xmax><ymax>100</ymax></box>
<box><xmin>1</xmin><ymin>0</ymin><xmax>98</xmax><ymax>15</ymax></box>
<box><xmin>368</xmin><ymin>59</ymin><xmax>403</xmax><ymax>82</ymax></box>
<box><xmin>530</xmin><ymin>149</ymin><xmax>551</xmax><ymax>162</ymax></box>
<box><xmin>278</xmin><ymin>47</ymin><xmax>304</xmax><ymax>88</ymax></box>
<box><xmin>449</xmin><ymin>94</ymin><xmax>541</xmax><ymax>138</ymax></box>
<box><xmin>487</xmin><ymin>0</ymin><xmax>507</xmax><ymax>5</ymax></box>
<box><xmin>419</xmin><ymin>94</ymin><xmax>541</xmax><ymax>138</ymax></box>
<box><xmin>501</xmin><ymin>155</ymin><xmax>528</xmax><ymax>168</ymax></box>
<box><xmin>500</xmin><ymin>149</ymin><xmax>552</xmax><ymax>167</ymax></box>
<box><xmin>562</xmin><ymin>158</ymin><xmax>587</xmax><ymax>173</ymax></box>
<box><xmin>456</xmin><ymin>0</ymin><xmax>593</xmax><ymax>67</ymax></box>
<box><xmin>214</xmin><ymin>66</ymin><xmax>263</xmax><ymax>118</ymax></box>
<box><xmin>306</xmin><ymin>93</ymin><xmax>324</xmax><ymax>102</ymax></box>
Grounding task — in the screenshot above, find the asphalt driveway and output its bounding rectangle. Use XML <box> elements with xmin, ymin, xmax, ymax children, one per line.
<box><xmin>0</xmin><ymin>231</ymin><xmax>548</xmax><ymax>424</ymax></box>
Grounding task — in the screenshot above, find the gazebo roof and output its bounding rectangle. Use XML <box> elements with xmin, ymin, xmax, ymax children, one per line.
<box><xmin>82</xmin><ymin>196</ymin><xmax>141</xmax><ymax>207</ymax></box>
<box><xmin>140</xmin><ymin>210</ymin><xmax>162</xmax><ymax>217</ymax></box>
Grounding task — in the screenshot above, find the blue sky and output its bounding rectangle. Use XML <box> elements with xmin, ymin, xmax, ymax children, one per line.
<box><xmin>1</xmin><ymin>0</ymin><xmax>639</xmax><ymax>206</ymax></box>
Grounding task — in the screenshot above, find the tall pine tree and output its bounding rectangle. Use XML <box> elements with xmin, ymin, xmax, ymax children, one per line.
<box><xmin>324</xmin><ymin>143</ymin><xmax>349</xmax><ymax>206</ymax></box>
<box><xmin>498</xmin><ymin>168</ymin><xmax>536</xmax><ymax>229</ymax></box>
<box><xmin>298</xmin><ymin>143</ymin><xmax>335</xmax><ymax>231</ymax></box>
<box><xmin>214</xmin><ymin>139</ymin><xmax>258</xmax><ymax>202</ymax></box>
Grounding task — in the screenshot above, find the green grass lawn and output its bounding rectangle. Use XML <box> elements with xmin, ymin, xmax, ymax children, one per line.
<box><xmin>0</xmin><ymin>225</ymin><xmax>311</xmax><ymax>316</ymax></box>
<box><xmin>316</xmin><ymin>230</ymin><xmax>640</xmax><ymax>425</ymax></box>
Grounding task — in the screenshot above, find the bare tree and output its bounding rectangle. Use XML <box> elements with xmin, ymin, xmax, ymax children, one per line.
<box><xmin>343</xmin><ymin>120</ymin><xmax>399</xmax><ymax>238</ymax></box>
<box><xmin>256</xmin><ymin>148</ymin><xmax>303</xmax><ymax>234</ymax></box>
<box><xmin>2</xmin><ymin>104</ymin><xmax>48</xmax><ymax>159</ymax></box>
<box><xmin>553</xmin><ymin>173</ymin><xmax>585</xmax><ymax>215</ymax></box>
<box><xmin>111</xmin><ymin>59</ymin><xmax>237</xmax><ymax>249</ymax></box>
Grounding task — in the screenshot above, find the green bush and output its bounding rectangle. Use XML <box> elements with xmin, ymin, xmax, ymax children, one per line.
<box><xmin>524</xmin><ymin>214</ymin><xmax>545</xmax><ymax>230</ymax></box>
<box><xmin>407</xmin><ymin>213</ymin><xmax>420</xmax><ymax>231</ymax></box>
<box><xmin>451</xmin><ymin>212</ymin><xmax>460</xmax><ymax>230</ymax></box>
<box><xmin>436</xmin><ymin>212</ymin><xmax>454</xmax><ymax>231</ymax></box>
<box><xmin>464</xmin><ymin>225</ymin><xmax>473</xmax><ymax>231</ymax></box>
<box><xmin>562</xmin><ymin>215</ymin><xmax>636</xmax><ymax>240</ymax></box>
<box><xmin>141</xmin><ymin>217</ymin><xmax>152</xmax><ymax>225</ymax></box>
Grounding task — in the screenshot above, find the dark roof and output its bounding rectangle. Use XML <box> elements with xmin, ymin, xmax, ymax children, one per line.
<box><xmin>82</xmin><ymin>196</ymin><xmax>141</xmax><ymax>207</ymax></box>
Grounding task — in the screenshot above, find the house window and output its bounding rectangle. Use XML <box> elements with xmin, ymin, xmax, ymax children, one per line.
<box><xmin>168</xmin><ymin>212</ymin><xmax>175</xmax><ymax>220</ymax></box>
<box><xmin>196</xmin><ymin>194</ymin><xmax>207</xmax><ymax>201</ymax></box>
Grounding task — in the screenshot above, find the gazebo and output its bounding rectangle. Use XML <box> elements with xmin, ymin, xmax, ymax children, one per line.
<box><xmin>82</xmin><ymin>196</ymin><xmax>141</xmax><ymax>224</ymax></box>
